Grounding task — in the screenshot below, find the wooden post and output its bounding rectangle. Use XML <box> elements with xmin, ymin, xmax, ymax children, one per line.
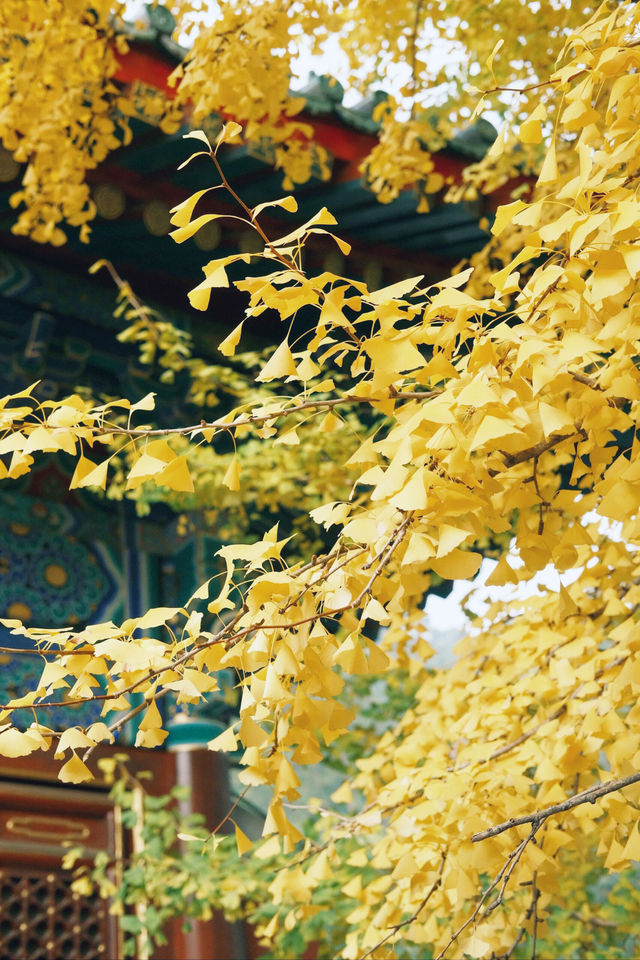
<box><xmin>163</xmin><ymin>736</ymin><xmax>248</xmax><ymax>960</ymax></box>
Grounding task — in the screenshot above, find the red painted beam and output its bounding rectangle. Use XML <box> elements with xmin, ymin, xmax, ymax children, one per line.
<box><xmin>311</xmin><ymin>117</ymin><xmax>471</xmax><ymax>185</ymax></box>
<box><xmin>114</xmin><ymin>46</ymin><xmax>177</xmax><ymax>98</ymax></box>
<box><xmin>111</xmin><ymin>42</ymin><xmax>469</xmax><ymax>182</ymax></box>
<box><xmin>488</xmin><ymin>175</ymin><xmax>534</xmax><ymax>209</ymax></box>
<box><xmin>111</xmin><ymin>39</ymin><xmax>534</xmax><ymax>216</ymax></box>
<box><xmin>310</xmin><ymin>118</ymin><xmax>376</xmax><ymax>163</ymax></box>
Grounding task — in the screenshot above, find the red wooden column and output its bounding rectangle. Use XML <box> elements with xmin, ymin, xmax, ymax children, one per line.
<box><xmin>162</xmin><ymin>729</ymin><xmax>248</xmax><ymax>960</ymax></box>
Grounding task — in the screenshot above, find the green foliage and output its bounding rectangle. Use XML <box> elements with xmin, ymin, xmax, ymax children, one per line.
<box><xmin>71</xmin><ymin>758</ymin><xmax>640</xmax><ymax>960</ymax></box>
<box><xmin>69</xmin><ymin>758</ymin><xmax>364</xmax><ymax>959</ymax></box>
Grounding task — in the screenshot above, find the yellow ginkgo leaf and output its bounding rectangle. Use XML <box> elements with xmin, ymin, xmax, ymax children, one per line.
<box><xmin>218</xmin><ymin>321</ymin><xmax>244</xmax><ymax>357</ymax></box>
<box><xmin>183</xmin><ymin>129</ymin><xmax>212</xmax><ymax>150</ymax></box>
<box><xmin>208</xmin><ymin>727</ymin><xmax>238</xmax><ymax>752</ymax></box>
<box><xmin>160</xmin><ymin>455</ymin><xmax>194</xmax><ymax>493</ymax></box>
<box><xmin>222</xmin><ymin>455</ymin><xmax>241</xmax><ymax>491</ymax></box>
<box><xmin>253</xmin><ymin>195</ymin><xmax>298</xmax><ymax>217</ymax></box>
<box><xmin>257</xmin><ymin>341</ymin><xmax>298</xmax><ymax>382</ymax></box>
<box><xmin>59</xmin><ymin>753</ymin><xmax>93</xmax><ymax>784</ymax></box>
<box><xmin>170</xmin><ymin>214</ymin><xmax>224</xmax><ymax>245</ymax></box>
<box><xmin>0</xmin><ymin>727</ymin><xmax>41</xmax><ymax>758</ymax></box>
<box><xmin>234</xmin><ymin>823</ymin><xmax>253</xmax><ymax>856</ymax></box>
<box><xmin>431</xmin><ymin>549</ymin><xmax>482</xmax><ymax>581</ymax></box>
<box><xmin>70</xmin><ymin>456</ymin><xmax>109</xmax><ymax>491</ymax></box>
<box><xmin>55</xmin><ymin>727</ymin><xmax>94</xmax><ymax>758</ymax></box>
<box><xmin>170</xmin><ymin>187</ymin><xmax>216</xmax><ymax>227</ymax></box>
<box><xmin>215</xmin><ymin>121</ymin><xmax>242</xmax><ymax>148</ymax></box>
<box><xmin>491</xmin><ymin>200</ymin><xmax>528</xmax><ymax>237</ymax></box>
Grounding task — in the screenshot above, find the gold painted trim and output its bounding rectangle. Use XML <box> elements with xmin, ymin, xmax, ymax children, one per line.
<box><xmin>5</xmin><ymin>814</ymin><xmax>90</xmax><ymax>842</ymax></box>
<box><xmin>0</xmin><ymin>838</ymin><xmax>101</xmax><ymax>859</ymax></box>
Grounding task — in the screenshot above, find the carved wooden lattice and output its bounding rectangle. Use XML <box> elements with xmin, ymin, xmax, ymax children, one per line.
<box><xmin>0</xmin><ymin>867</ymin><xmax>110</xmax><ymax>960</ymax></box>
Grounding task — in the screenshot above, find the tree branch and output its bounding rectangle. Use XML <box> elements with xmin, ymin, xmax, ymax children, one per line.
<box><xmin>472</xmin><ymin>771</ymin><xmax>640</xmax><ymax>842</ymax></box>
<box><xmin>435</xmin><ymin>826</ymin><xmax>539</xmax><ymax>960</ymax></box>
<box><xmin>501</xmin><ymin>432</ymin><xmax>579</xmax><ymax>469</ymax></box>
<box><xmin>101</xmin><ymin>390</ymin><xmax>442</xmax><ymax>439</ymax></box>
<box><xmin>1</xmin><ymin>516</ymin><xmax>412</xmax><ymax>713</ymax></box>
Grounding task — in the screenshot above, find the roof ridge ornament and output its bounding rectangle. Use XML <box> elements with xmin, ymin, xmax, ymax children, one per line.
<box><xmin>144</xmin><ymin>3</ymin><xmax>177</xmax><ymax>37</ymax></box>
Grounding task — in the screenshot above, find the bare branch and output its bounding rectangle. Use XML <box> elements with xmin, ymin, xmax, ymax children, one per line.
<box><xmin>569</xmin><ymin>911</ymin><xmax>616</xmax><ymax>929</ymax></box>
<box><xmin>501</xmin><ymin>432</ymin><xmax>578</xmax><ymax>470</ymax></box>
<box><xmin>435</xmin><ymin>826</ymin><xmax>539</xmax><ymax>960</ymax></box>
<box><xmin>472</xmin><ymin>771</ymin><xmax>640</xmax><ymax>842</ymax></box>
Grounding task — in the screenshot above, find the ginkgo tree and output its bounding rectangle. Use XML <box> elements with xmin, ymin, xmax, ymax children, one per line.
<box><xmin>3</xmin><ymin>0</ymin><xmax>640</xmax><ymax>958</ymax></box>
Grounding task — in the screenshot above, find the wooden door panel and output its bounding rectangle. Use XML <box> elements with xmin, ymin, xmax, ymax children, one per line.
<box><xmin>0</xmin><ymin>779</ymin><xmax>121</xmax><ymax>960</ymax></box>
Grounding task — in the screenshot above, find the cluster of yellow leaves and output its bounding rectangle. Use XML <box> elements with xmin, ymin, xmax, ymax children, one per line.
<box><xmin>0</xmin><ymin>0</ymin><xmax>132</xmax><ymax>245</ymax></box>
<box><xmin>0</xmin><ymin>0</ymin><xmax>600</xmax><ymax>243</ymax></box>
<box><xmin>0</xmin><ymin>386</ymin><xmax>197</xmax><ymax>493</ymax></box>
<box><xmin>333</xmin><ymin>0</ymin><xmax>593</xmax><ymax>205</ymax></box>
<box><xmin>168</xmin><ymin>1</ymin><xmax>332</xmax><ymax>191</ymax></box>
<box><xmin>0</xmin><ymin>0</ymin><xmax>326</xmax><ymax>244</ymax></box>
<box><xmin>4</xmin><ymin>3</ymin><xmax>640</xmax><ymax>957</ymax></box>
<box><xmin>89</xmin><ymin>257</ymin><xmax>368</xmax><ymax>550</ymax></box>
<box><xmin>303</xmin><ymin>539</ymin><xmax>640</xmax><ymax>958</ymax></box>
<box><xmin>360</xmin><ymin>108</ymin><xmax>446</xmax><ymax>207</ymax></box>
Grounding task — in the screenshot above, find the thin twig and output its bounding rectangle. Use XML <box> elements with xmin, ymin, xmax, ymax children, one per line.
<box><xmin>409</xmin><ymin>0</ymin><xmax>425</xmax><ymax>119</ymax></box>
<box><xmin>358</xmin><ymin>853</ymin><xmax>445</xmax><ymax>960</ymax></box>
<box><xmin>569</xmin><ymin>911</ymin><xmax>616</xmax><ymax>929</ymax></box>
<box><xmin>0</xmin><ymin>645</ymin><xmax>90</xmax><ymax>657</ymax></box>
<box><xmin>501</xmin><ymin>431</ymin><xmax>580</xmax><ymax>470</ymax></box>
<box><xmin>570</xmin><ymin>371</ymin><xmax>626</xmax><ymax>408</ymax></box>
<box><xmin>472</xmin><ymin>770</ymin><xmax>640</xmax><ymax>842</ymax></box>
<box><xmin>530</xmin><ymin>872</ymin><xmax>539</xmax><ymax>960</ymax></box>
<box><xmin>502</xmin><ymin>926</ymin><xmax>526</xmax><ymax>960</ymax></box>
<box><xmin>100</xmin><ymin>389</ymin><xmax>441</xmax><ymax>440</ymax></box>
<box><xmin>532</xmin><ymin>455</ymin><xmax>546</xmax><ymax>535</ymax></box>
<box><xmin>213</xmin><ymin>786</ymin><xmax>250</xmax><ymax>835</ymax></box>
<box><xmin>485</xmin><ymin>78</ymin><xmax>561</xmax><ymax>95</ymax></box>
<box><xmin>82</xmin><ymin>688</ymin><xmax>172</xmax><ymax>764</ymax></box>
<box><xmin>210</xmin><ymin>150</ymin><xmax>303</xmax><ymax>277</ymax></box>
<box><xmin>435</xmin><ymin>826</ymin><xmax>538</xmax><ymax>960</ymax></box>
<box><xmin>0</xmin><ymin>608</ymin><xmax>246</xmax><ymax>711</ymax></box>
